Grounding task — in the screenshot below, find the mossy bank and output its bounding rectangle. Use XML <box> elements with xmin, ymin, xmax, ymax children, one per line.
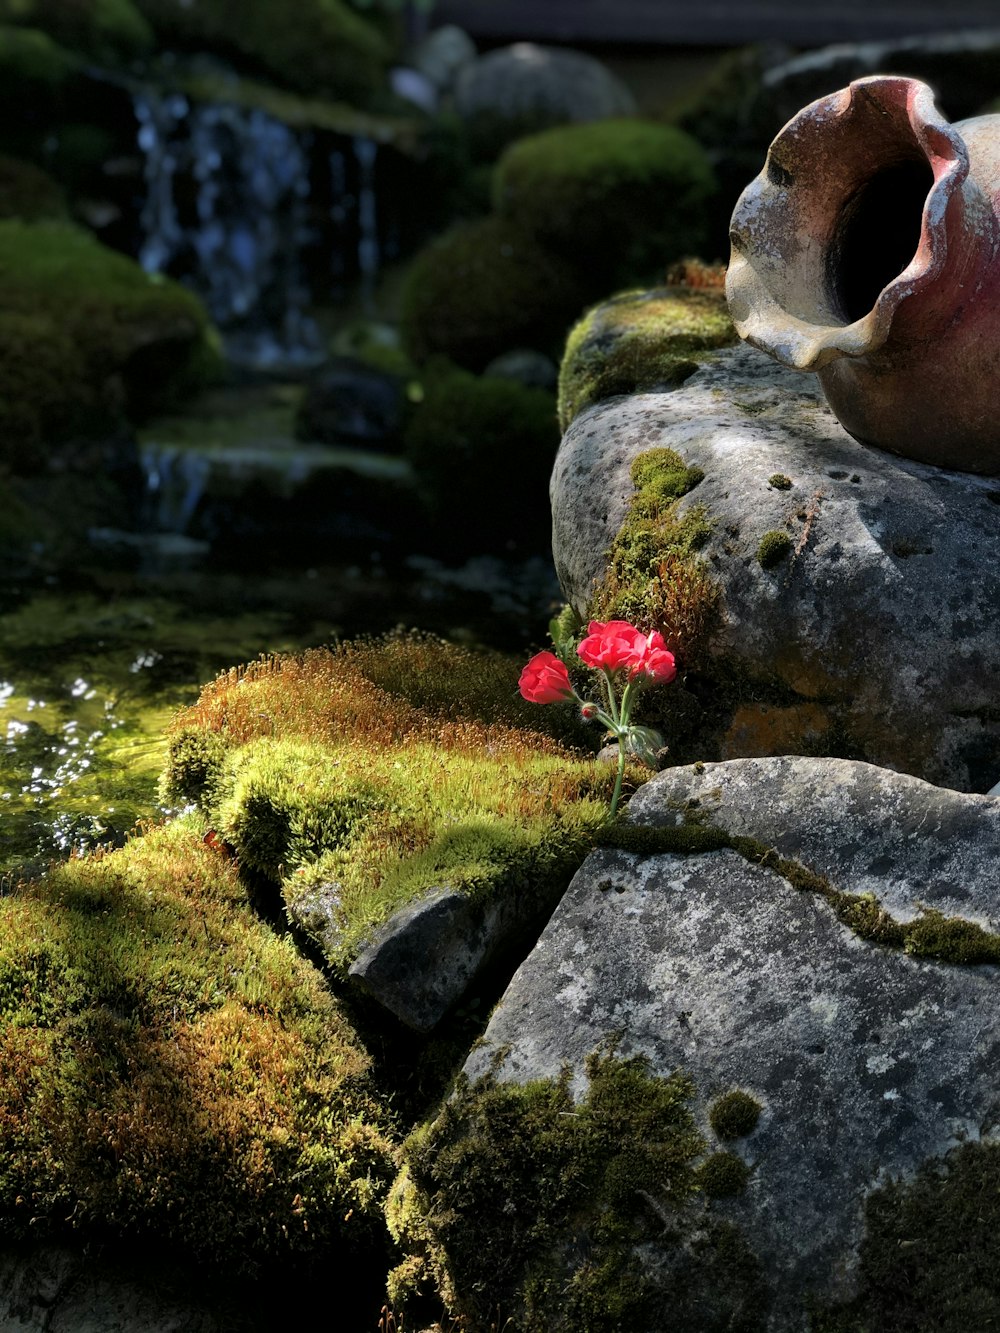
<box><xmin>162</xmin><ymin>634</ymin><xmax>619</xmax><ymax>980</ymax></box>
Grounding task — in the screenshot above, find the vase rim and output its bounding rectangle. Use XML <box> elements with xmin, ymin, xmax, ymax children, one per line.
<box><xmin>726</xmin><ymin>75</ymin><xmax>970</xmax><ymax>370</ymax></box>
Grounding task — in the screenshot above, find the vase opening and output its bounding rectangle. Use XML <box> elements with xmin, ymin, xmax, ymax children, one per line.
<box><xmin>830</xmin><ymin>157</ymin><xmax>935</xmax><ymax>324</ymax></box>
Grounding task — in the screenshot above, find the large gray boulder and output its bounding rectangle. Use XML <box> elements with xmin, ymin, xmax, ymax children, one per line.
<box><xmin>453</xmin><ymin>43</ymin><xmax>636</xmax><ymax>134</ymax></box>
<box><xmin>551</xmin><ymin>341</ymin><xmax>1000</xmax><ymax>792</ymax></box>
<box><xmin>424</xmin><ymin>757</ymin><xmax>1000</xmax><ymax>1330</ymax></box>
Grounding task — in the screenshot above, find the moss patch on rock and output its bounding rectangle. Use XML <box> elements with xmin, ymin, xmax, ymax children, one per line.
<box><xmin>0</xmin><ymin>220</ymin><xmax>219</xmax><ymax>470</ymax></box>
<box><xmin>589</xmin><ymin>446</ymin><xmax>719</xmax><ymax>670</ymax></box>
<box><xmin>388</xmin><ymin>1047</ymin><xmax>768</xmax><ymax>1332</ymax></box>
<box><xmin>709</xmin><ymin>1090</ymin><xmax>762</xmax><ymax>1140</ymax></box>
<box><xmin>757</xmin><ymin>529</ymin><xmax>793</xmax><ymax>569</ymax></box>
<box><xmin>0</xmin><ymin>817</ymin><xmax>397</xmax><ymax>1266</ymax></box>
<box><xmin>493</xmin><ymin>120</ymin><xmax>718</xmax><ymax>297</ymax></box>
<box><xmin>401</xmin><ymin>216</ymin><xmax>589</xmax><ymax>372</ymax></box>
<box><xmin>814</xmin><ymin>1140</ymin><xmax>1000</xmax><ymax>1332</ymax></box>
<box><xmin>162</xmin><ymin>635</ymin><xmax>614</xmax><ymax>973</ymax></box>
<box><xmin>558</xmin><ymin>285</ymin><xmax>737</xmax><ymax>432</ymax></box>
<box><xmin>134</xmin><ymin>0</ymin><xmax>389</xmax><ymax>103</ymax></box>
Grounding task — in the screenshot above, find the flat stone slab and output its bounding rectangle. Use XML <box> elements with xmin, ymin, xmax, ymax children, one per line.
<box><xmin>551</xmin><ymin>342</ymin><xmax>1000</xmax><ymax>790</ymax></box>
<box><xmin>464</xmin><ymin>757</ymin><xmax>1000</xmax><ymax>1328</ymax></box>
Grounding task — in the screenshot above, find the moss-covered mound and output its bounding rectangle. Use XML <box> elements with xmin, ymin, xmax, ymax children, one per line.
<box><xmin>388</xmin><ymin>1049</ymin><xmax>767</xmax><ymax>1332</ymax></box>
<box><xmin>404</xmin><ymin>358</ymin><xmax>559</xmax><ymax>552</ymax></box>
<box><xmin>134</xmin><ymin>0</ymin><xmax>389</xmax><ymax>103</ymax></box>
<box><xmin>0</xmin><ymin>818</ymin><xmax>397</xmax><ymax>1266</ymax></box>
<box><xmin>0</xmin><ymin>0</ymin><xmax>153</xmax><ymax>65</ymax></box>
<box><xmin>0</xmin><ymin>153</ymin><xmax>65</xmax><ymax>220</ymax></box>
<box><xmin>162</xmin><ymin>635</ymin><xmax>612</xmax><ymax>974</ymax></box>
<box><xmin>558</xmin><ymin>285</ymin><xmax>737</xmax><ymax>432</ymax></box>
<box><xmin>494</xmin><ymin>120</ymin><xmax>718</xmax><ymax>297</ymax></box>
<box><xmin>0</xmin><ymin>220</ymin><xmax>219</xmax><ymax>471</ymax></box>
<box><xmin>400</xmin><ymin>216</ymin><xmax>589</xmax><ymax>372</ymax></box>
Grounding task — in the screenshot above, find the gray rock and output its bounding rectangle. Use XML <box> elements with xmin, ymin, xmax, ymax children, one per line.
<box><xmin>463</xmin><ymin>756</ymin><xmax>1000</xmax><ymax>1328</ymax></box>
<box><xmin>631</xmin><ymin>755</ymin><xmax>1000</xmax><ymax>929</ymax></box>
<box><xmin>407</xmin><ymin>24</ymin><xmax>477</xmax><ymax>94</ymax></box>
<box><xmin>550</xmin><ymin>341</ymin><xmax>1000</xmax><ymax>791</ymax></box>
<box><xmin>454</xmin><ymin>43</ymin><xmax>636</xmax><ymax>131</ymax></box>
<box><xmin>348</xmin><ymin>880</ymin><xmax>561</xmax><ymax>1032</ymax></box>
<box><xmin>296</xmin><ymin>354</ymin><xmax>407</xmax><ymax>451</ymax></box>
<box><xmin>0</xmin><ymin>1243</ymin><xmax>225</xmax><ymax>1332</ymax></box>
<box><xmin>482</xmin><ymin>347</ymin><xmax>558</xmax><ymax>391</ymax></box>
<box><xmin>760</xmin><ymin>28</ymin><xmax>1000</xmax><ymax>129</ymax></box>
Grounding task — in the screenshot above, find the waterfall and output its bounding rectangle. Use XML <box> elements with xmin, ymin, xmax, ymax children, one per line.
<box><xmin>134</xmin><ymin>89</ymin><xmax>325</xmax><ymax>370</ymax></box>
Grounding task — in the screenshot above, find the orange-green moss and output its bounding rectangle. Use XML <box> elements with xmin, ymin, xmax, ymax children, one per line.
<box><xmin>558</xmin><ymin>285</ymin><xmax>737</xmax><ymax>432</ymax></box>
<box><xmin>0</xmin><ymin>818</ymin><xmax>397</xmax><ymax>1265</ymax></box>
<box><xmin>163</xmin><ymin>634</ymin><xmax>618</xmax><ymax>971</ymax></box>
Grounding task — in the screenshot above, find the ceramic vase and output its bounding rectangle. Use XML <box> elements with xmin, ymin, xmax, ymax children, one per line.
<box><xmin>727</xmin><ymin>76</ymin><xmax>1000</xmax><ymax>474</ymax></box>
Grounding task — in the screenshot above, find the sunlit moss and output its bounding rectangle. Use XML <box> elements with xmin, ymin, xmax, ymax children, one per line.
<box><xmin>164</xmin><ymin>634</ymin><xmax>619</xmax><ymax>971</ymax></box>
<box><xmin>558</xmin><ymin>285</ymin><xmax>736</xmax><ymax>431</ymax></box>
<box><xmin>0</xmin><ymin>818</ymin><xmax>397</xmax><ymax>1263</ymax></box>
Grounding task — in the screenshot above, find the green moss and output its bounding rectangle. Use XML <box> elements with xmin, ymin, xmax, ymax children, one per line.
<box><xmin>902</xmin><ymin>908</ymin><xmax>1000</xmax><ymax>965</ymax></box>
<box><xmin>558</xmin><ymin>285</ymin><xmax>737</xmax><ymax>432</ymax></box>
<box><xmin>757</xmin><ymin>530</ymin><xmax>793</xmax><ymax>569</ymax></box>
<box><xmin>769</xmin><ymin>473</ymin><xmax>793</xmax><ymax>491</ymax></box>
<box><xmin>494</xmin><ymin>120</ymin><xmax>718</xmax><ymax>297</ymax></box>
<box><xmin>696</xmin><ymin>1151</ymin><xmax>751</xmax><ymax>1198</ymax></box>
<box><xmin>814</xmin><ymin>1141</ymin><xmax>1000</xmax><ymax>1332</ymax></box>
<box><xmin>0</xmin><ymin>220</ymin><xmax>219</xmax><ymax>470</ymax></box>
<box><xmin>134</xmin><ymin>0</ymin><xmax>389</xmax><ymax>102</ymax></box>
<box><xmin>162</xmin><ymin>638</ymin><xmax>613</xmax><ymax>972</ymax></box>
<box><xmin>403</xmin><ymin>357</ymin><xmax>559</xmax><ymax>551</ymax></box>
<box><xmin>401</xmin><ymin>216</ymin><xmax>589</xmax><ymax>372</ymax></box>
<box><xmin>589</xmin><ymin>445</ymin><xmax>719</xmax><ymax>670</ymax></box>
<box><xmin>0</xmin><ymin>818</ymin><xmax>397</xmax><ymax>1265</ymax></box>
<box><xmin>0</xmin><ymin>0</ymin><xmax>153</xmax><ymax>64</ymax></box>
<box><xmin>709</xmin><ymin>1090</ymin><xmax>762</xmax><ymax>1141</ymax></box>
<box><xmin>392</xmin><ymin>1048</ymin><xmax>769</xmax><ymax>1332</ymax></box>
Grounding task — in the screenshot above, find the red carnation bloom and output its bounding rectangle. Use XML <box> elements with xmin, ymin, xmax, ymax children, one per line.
<box><xmin>518</xmin><ymin>651</ymin><xmax>574</xmax><ymax>704</ymax></box>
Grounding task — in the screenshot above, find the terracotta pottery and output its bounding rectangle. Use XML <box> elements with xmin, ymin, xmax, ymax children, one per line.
<box><xmin>727</xmin><ymin>76</ymin><xmax>1000</xmax><ymax>474</ymax></box>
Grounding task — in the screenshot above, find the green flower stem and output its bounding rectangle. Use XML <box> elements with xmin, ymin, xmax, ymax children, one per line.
<box><xmin>607</xmin><ymin>676</ymin><xmax>639</xmax><ymax>819</ymax></box>
<box><xmin>609</xmin><ymin>742</ymin><xmax>627</xmax><ymax>820</ymax></box>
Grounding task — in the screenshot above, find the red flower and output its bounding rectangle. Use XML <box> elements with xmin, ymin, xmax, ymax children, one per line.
<box><xmin>518</xmin><ymin>651</ymin><xmax>575</xmax><ymax>704</ymax></box>
<box><xmin>577</xmin><ymin>620</ymin><xmax>676</xmax><ymax>684</ymax></box>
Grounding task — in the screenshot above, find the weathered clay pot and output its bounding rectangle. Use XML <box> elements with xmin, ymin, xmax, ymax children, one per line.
<box><xmin>727</xmin><ymin>76</ymin><xmax>1000</xmax><ymax>473</ymax></box>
